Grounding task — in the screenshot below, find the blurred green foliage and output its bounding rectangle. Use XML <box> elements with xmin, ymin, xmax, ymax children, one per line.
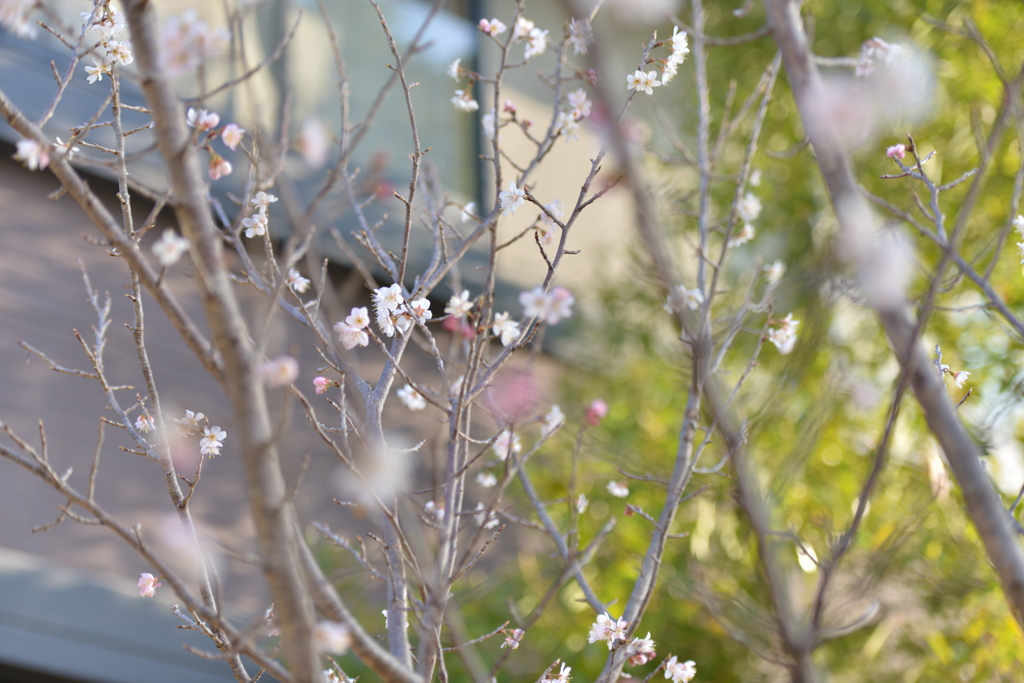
<box><xmin>321</xmin><ymin>1</ymin><xmax>1024</xmax><ymax>681</ymax></box>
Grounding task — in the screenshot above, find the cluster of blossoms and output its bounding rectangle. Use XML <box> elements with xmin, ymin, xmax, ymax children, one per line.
<box><xmin>135</xmin><ymin>413</ymin><xmax>155</xmax><ymax>433</ymax></box>
<box><xmin>174</xmin><ymin>409</ymin><xmax>227</xmax><ymax>457</ymax></box>
<box><xmin>370</xmin><ymin>284</ymin><xmax>432</xmax><ymax>338</ymax></box>
<box><xmin>886</xmin><ymin>143</ymin><xmax>907</xmax><ymax>160</ymax></box>
<box><xmin>500</xmin><ymin>627</ymin><xmax>525</xmax><ymax>649</ymax></box>
<box><xmin>444</xmin><ymin>289</ymin><xmax>475</xmax><ymax>338</ymax></box>
<box><xmin>767</xmin><ymin>313</ymin><xmax>800</xmax><ymax>355</ymax></box>
<box><xmin>81</xmin><ymin>9</ymin><xmax>132</xmax><ymax>85</ymax></box>
<box><xmin>664</xmin><ymin>656</ymin><xmax>697</xmax><ymax>683</ymax></box>
<box><xmin>333</xmin><ymin>307</ymin><xmax>370</xmax><ymax>350</ymax></box>
<box><xmin>587</xmin><ymin>613</ymin><xmax>629</xmax><ymax>649</ymax></box>
<box><xmin>855</xmin><ymin>37</ymin><xmax>903</xmax><ymax>78</ymax></box>
<box><xmin>12</xmin><ymin>139</ymin><xmax>50</xmax><ymax>171</ymax></box>
<box><xmin>286</xmin><ymin>268</ymin><xmax>311</xmax><ymax>294</ymax></box>
<box><xmin>626</xmin><ymin>632</ymin><xmax>657</xmax><ymax>666</ymax></box>
<box><xmin>476</xmin><ymin>471</ymin><xmax>497</xmax><ymax>488</ymax></box>
<box><xmin>185</xmin><ymin>107</ymin><xmax>247</xmax><ymax>181</ymax></box>
<box><xmin>607</xmin><ymin>480</ymin><xmax>629</xmax><ymax>498</ymax></box>
<box><xmin>160</xmin><ymin>10</ymin><xmax>229</xmax><ymax>77</ymax></box>
<box><xmin>568</xmin><ymin>17</ymin><xmax>594</xmax><ymax>55</ymax></box>
<box><xmin>536</xmin><ymin>199</ymin><xmax>564</xmax><ymax>249</ymax></box>
<box><xmin>512</xmin><ymin>16</ymin><xmax>548</xmax><ymax>60</ymax></box>
<box><xmin>520</xmin><ymin>286</ymin><xmax>575</xmax><ymax>325</ymax></box>
<box><xmin>492</xmin><ymin>430</ymin><xmax>522</xmax><ymax>460</ymax></box>
<box><xmin>555</xmin><ymin>89</ymin><xmax>592</xmax><ymax>142</ymax></box>
<box><xmin>474</xmin><ymin>502</ymin><xmax>500</xmax><ymax>529</ymax></box>
<box><xmin>239</xmin><ymin>191</ymin><xmax>276</xmax><ymax>238</ymax></box>
<box><xmin>665</xmin><ymin>284</ymin><xmax>705</xmax><ymax>314</ymax></box>
<box><xmin>627</xmin><ymin>26</ymin><xmax>689</xmax><ymax>96</ymax></box>
<box><xmin>728</xmin><ymin>192</ymin><xmax>763</xmax><ymax>248</ymax></box>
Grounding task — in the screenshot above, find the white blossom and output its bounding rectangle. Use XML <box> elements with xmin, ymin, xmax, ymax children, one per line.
<box><xmin>200</xmin><ymin>425</ymin><xmax>227</xmax><ymax>457</ymax></box>
<box><xmin>627</xmin><ymin>70</ymin><xmax>661</xmax><ymax>95</ymax></box>
<box><xmin>541</xmin><ymin>405</ymin><xmax>565</xmax><ymax>437</ymax></box>
<box><xmin>478</xmin><ymin>18</ymin><xmax>507</xmax><ymax>36</ymax></box>
<box><xmin>312</xmin><ymin>621</ymin><xmax>351</xmax><ymax>655</ymax></box>
<box><xmin>13</xmin><ymin>139</ymin><xmax>48</xmax><ymax>171</ymax></box>
<box><xmin>53</xmin><ymin>137</ymin><xmax>80</xmax><ymax>160</ymax></box>
<box><xmin>286</xmin><ymin>268</ymin><xmax>311</xmax><ymax>293</ymax></box>
<box><xmin>397</xmin><ymin>385</ymin><xmax>427</xmax><ymax>411</ymax></box>
<box><xmin>373</xmin><ymin>284</ymin><xmax>405</xmax><ymax>314</ymax></box>
<box><xmin>576</xmin><ymin>494</ymin><xmax>589</xmax><ymax>514</ymax></box>
<box><xmin>474</xmin><ymin>502</ymin><xmax>500</xmax><ymax>529</ymax></box>
<box><xmin>241</xmin><ymin>212</ymin><xmax>268</xmax><ymax>238</ymax></box>
<box><xmin>663</xmin><ymin>656</ymin><xmax>696</xmax><ymax>683</ymax></box>
<box><xmin>727</xmin><ymin>223</ymin><xmax>756</xmax><ymax>248</ymax></box>
<box><xmin>953</xmin><ymin>371</ymin><xmax>970</xmax><ymax>388</ymax></box>
<box><xmin>1</xmin><ymin>0</ymin><xmax>37</xmax><ymax>39</ymax></box>
<box><xmin>492</xmin><ymin>430</ymin><xmax>522</xmax><ymax>460</ymax></box>
<box><xmin>587</xmin><ymin>613</ymin><xmax>628</xmax><ymax>649</ymax></box>
<box><xmin>445</xmin><ymin>290</ymin><xmax>473</xmax><ymax>319</ymax></box>
<box><xmin>499</xmin><ymin>181</ymin><xmax>526</xmax><ymax>216</ymax></box>
<box><xmin>476</xmin><ymin>471</ymin><xmax>497</xmax><ymax>488</ymax></box>
<box><xmin>768</xmin><ymin>313</ymin><xmax>799</xmax><ymax>355</ymax></box>
<box><xmin>557</xmin><ymin>111</ymin><xmax>580</xmax><ymax>142</ymax></box>
<box><xmin>607</xmin><ymin>481</ymin><xmax>629</xmax><ymax>498</ymax></box>
<box><xmin>764</xmin><ymin>260</ymin><xmax>786</xmax><ymax>285</ymax></box>
<box><xmin>512</xmin><ymin>17</ymin><xmax>534</xmax><ymax>41</ymax></box>
<box><xmin>569</xmin><ymin>17</ymin><xmax>593</xmax><ymax>55</ymax></box>
<box><xmin>461</xmin><ymin>202</ymin><xmax>477</xmax><ymax>223</ymax></box>
<box><xmin>737</xmin><ymin>192</ymin><xmax>762</xmax><ymax>222</ymax></box>
<box><xmin>152</xmin><ymin>229</ymin><xmax>190</xmax><ymax>266</ymax></box>
<box><xmin>665</xmin><ymin>285</ymin><xmax>704</xmax><ymax>313</ymax></box>
<box><xmin>567</xmin><ymin>89</ymin><xmax>591</xmax><ymax>119</ymax></box>
<box><xmin>447</xmin><ymin>57</ymin><xmax>461</xmax><ymax>80</ymax></box>
<box><xmin>174</xmin><ymin>410</ymin><xmax>205</xmax><ymax>436</ymax></box>
<box><xmin>524</xmin><ymin>27</ymin><xmax>549</xmax><ymax>60</ymax></box>
<box><xmin>451</xmin><ymin>90</ymin><xmax>479</xmax><ymax>112</ymax></box>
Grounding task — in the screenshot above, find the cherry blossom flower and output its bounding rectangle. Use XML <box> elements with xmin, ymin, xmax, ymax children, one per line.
<box><xmin>669</xmin><ymin>26</ymin><xmax>690</xmax><ymax>65</ymax></box>
<box><xmin>503</xmin><ymin>99</ymin><xmax>517</xmax><ymax>114</ymax></box>
<box><xmin>548</xmin><ymin>662</ymin><xmax>572</xmax><ymax>683</ymax></box>
<box><xmin>137</xmin><ymin>572</ymin><xmax>162</xmax><ymax>597</ymax></box>
<box><xmin>105</xmin><ymin>40</ymin><xmax>133</xmax><ymax>66</ymax></box>
<box><xmin>512</xmin><ymin>17</ymin><xmax>534</xmax><ymax>41</ymax></box>
<box><xmin>374</xmin><ymin>284</ymin><xmax>405</xmax><ymax>314</ymax></box>
<box><xmin>482</xmin><ymin>110</ymin><xmax>497</xmax><ymax>139</ymax></box>
<box><xmin>627</xmin><ymin>70</ymin><xmax>661</xmax><ymax>95</ymax></box>
<box><xmin>444</xmin><ymin>291</ymin><xmax>473</xmax><ymax>320</ymax></box>
<box><xmin>474</xmin><ymin>502</ymin><xmax>500</xmax><ymax>529</ymax></box>
<box><xmin>151</xmin><ymin>229</ymin><xmax>190</xmax><ymax>266</ymax></box>
<box><xmin>312</xmin><ymin>377</ymin><xmax>333</xmax><ymax>395</ymax></box>
<box><xmin>397</xmin><ymin>385</ymin><xmax>427</xmax><ymax>411</ymax></box>
<box><xmin>665</xmin><ymin>285</ymin><xmax>704</xmax><ymax>313</ymax></box>
<box><xmin>85</xmin><ymin>61</ymin><xmax>109</xmax><ymax>84</ymax></box>
<box><xmin>886</xmin><ymin>143</ymin><xmax>906</xmax><ymax>159</ymax></box>
<box><xmin>208</xmin><ymin>153</ymin><xmax>232</xmax><ymax>180</ymax></box>
<box><xmin>576</xmin><ymin>494</ymin><xmax>589</xmax><ymax>514</ymax></box>
<box><xmin>499</xmin><ymin>181</ymin><xmax>526</xmax><ymax>216</ymax></box>
<box><xmin>727</xmin><ymin>223</ymin><xmax>755</xmax><ymax>248</ymax></box>
<box><xmin>334</xmin><ymin>321</ymin><xmax>369</xmax><ymax>349</ymax></box>
<box><xmin>476</xmin><ymin>471</ymin><xmax>497</xmax><ymax>488</ymax></box>
<box><xmin>519</xmin><ymin>286</ymin><xmax>575</xmax><ymax>325</ymax></box>
<box><xmin>750</xmin><ymin>168</ymin><xmax>762</xmax><ymax>186</ymax></box>
<box><xmin>567</xmin><ymin>89</ymin><xmax>591</xmax><ymax>119</ymax></box>
<box><xmin>135</xmin><ymin>414</ymin><xmax>155</xmax><ymax>433</ymax></box>
<box><xmin>664</xmin><ymin>656</ymin><xmax>696</xmax><ymax>683</ymax></box>
<box><xmin>252</xmin><ymin>191</ymin><xmax>279</xmax><ymax>211</ymax></box>
<box><xmin>557</xmin><ymin>111</ymin><xmax>580</xmax><ymax>141</ymax></box>
<box><xmin>376</xmin><ymin>310</ymin><xmax>398</xmax><ymax>338</ymax></box>
<box><xmin>424</xmin><ymin>500</ymin><xmax>444</xmax><ymax>521</ymax></box>
<box><xmin>627</xmin><ymin>632</ymin><xmax>657</xmax><ymax>666</ymax></box>
<box><xmin>200</xmin><ymin>425</ymin><xmax>227</xmax><ymax>457</ymax></box>
<box><xmin>13</xmin><ymin>139</ymin><xmax>48</xmax><ymax>171</ymax></box>
<box><xmin>855</xmin><ymin>37</ymin><xmax>902</xmax><ymax>78</ymax></box>
<box><xmin>492</xmin><ymin>312</ymin><xmax>520</xmax><ymax>347</ymax></box>
<box><xmin>737</xmin><ymin>192</ymin><xmax>762</xmax><ymax>222</ymax></box>
<box><xmin>286</xmin><ymin>268</ymin><xmax>311</xmax><ymax>294</ymax></box>
<box><xmin>587</xmin><ymin>613</ymin><xmax>628</xmax><ymax>649</ymax></box>
<box><xmin>953</xmin><ymin>371</ymin><xmax>970</xmax><ymax>388</ymax></box>
<box><xmin>661</xmin><ymin>59</ymin><xmax>679</xmax><ymax>84</ymax></box>
<box><xmin>447</xmin><ymin>57</ymin><xmax>461</xmax><ymax>80</ymax></box>
<box><xmin>586</xmin><ymin>399</ymin><xmax>608</xmax><ymax>426</ymax></box>
<box><xmin>451</xmin><ymin>90</ymin><xmax>479</xmax><ymax>112</ymax></box>
<box><xmin>569</xmin><ymin>17</ymin><xmax>593</xmax><ymax>55</ymax></box>
<box><xmin>175</xmin><ymin>410</ymin><xmax>205</xmax><ymax>436</ymax></box>
<box><xmin>768</xmin><ymin>313</ymin><xmax>799</xmax><ymax>355</ymax></box>
<box><xmin>53</xmin><ymin>137</ymin><xmax>79</xmax><ymax>160</ymax></box>
<box><xmin>524</xmin><ymin>27</ymin><xmax>549</xmax><ymax>59</ymax></box>
<box><xmin>221</xmin><ymin>123</ymin><xmax>244</xmax><ymax>151</ymax></box>
<box><xmin>186</xmin><ymin>107</ymin><xmax>220</xmax><ymax>130</ymax></box>
<box><xmin>478</xmin><ymin>18</ymin><xmax>507</xmax><ymax>36</ymax></box>
<box><xmin>763</xmin><ymin>260</ymin><xmax>786</xmax><ymax>285</ymax></box>
<box><xmin>607</xmin><ymin>481</ymin><xmax>629</xmax><ymax>498</ymax></box>
<box><xmin>259</xmin><ymin>356</ymin><xmax>299</xmax><ymax>387</ymax></box>
<box><xmin>242</xmin><ymin>212</ymin><xmax>268</xmax><ymax>238</ymax></box>
<box><xmin>501</xmin><ymin>628</ymin><xmax>525</xmax><ymax>649</ymax></box>
<box><xmin>461</xmin><ymin>202</ymin><xmax>477</xmax><ymax>223</ymax></box>
<box><xmin>492</xmin><ymin>430</ymin><xmax>522</xmax><ymax>460</ymax></box>
<box><xmin>409</xmin><ymin>298</ymin><xmax>432</xmax><ymax>324</ymax></box>
<box><xmin>541</xmin><ymin>405</ymin><xmax>565</xmax><ymax>437</ymax></box>
<box><xmin>312</xmin><ymin>621</ymin><xmax>351</xmax><ymax>655</ymax></box>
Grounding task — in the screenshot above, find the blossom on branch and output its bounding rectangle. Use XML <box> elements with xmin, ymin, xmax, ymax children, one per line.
<box><xmin>737</xmin><ymin>192</ymin><xmax>762</xmax><ymax>222</ymax></box>
<box><xmin>312</xmin><ymin>621</ymin><xmax>351</xmax><ymax>655</ymax></box>
<box><xmin>200</xmin><ymin>426</ymin><xmax>227</xmax><ymax>457</ymax></box>
<box><xmin>186</xmin><ymin>107</ymin><xmax>220</xmax><ymax>131</ymax></box>
<box><xmin>207</xmin><ymin>153</ymin><xmax>232</xmax><ymax>181</ymax></box>
<box><xmin>241</xmin><ymin>212</ymin><xmax>268</xmax><ymax>238</ymax></box>
<box><xmin>627</xmin><ymin>70</ymin><xmax>661</xmax><ymax>95</ymax></box>
<box><xmin>524</xmin><ymin>27</ymin><xmax>549</xmax><ymax>60</ymax></box>
<box><xmin>492</xmin><ymin>430</ymin><xmax>522</xmax><ymax>460</ymax></box>
<box><xmin>221</xmin><ymin>123</ymin><xmax>244</xmax><ymax>151</ymax></box>
<box><xmin>445</xmin><ymin>290</ymin><xmax>473</xmax><ymax>319</ymax></box>
<box><xmin>137</xmin><ymin>572</ymin><xmax>161</xmax><ymax>597</ymax></box>
<box><xmin>13</xmin><ymin>139</ymin><xmax>48</xmax><ymax>171</ymax></box>
<box><xmin>313</xmin><ymin>377</ymin><xmax>332</xmax><ymax>395</ymax></box>
<box><xmin>474</xmin><ymin>502</ymin><xmax>500</xmax><ymax>529</ymax></box>
<box><xmin>501</xmin><ymin>628</ymin><xmax>525</xmax><ymax>649</ymax></box>
<box><xmin>492</xmin><ymin>312</ymin><xmax>520</xmax><ymax>347</ymax></box>
<box><xmin>476</xmin><ymin>471</ymin><xmax>497</xmax><ymax>488</ymax></box>
<box><xmin>626</xmin><ymin>632</ymin><xmax>657</xmax><ymax>666</ymax></box>
<box><xmin>334</xmin><ymin>307</ymin><xmax>370</xmax><ymax>349</ymax></box>
<box><xmin>541</xmin><ymin>404</ymin><xmax>565</xmax><ymax>437</ymax></box>
<box><xmin>286</xmin><ymin>268</ymin><xmax>311</xmax><ymax>294</ymax></box>
<box><xmin>447</xmin><ymin>57</ymin><xmax>461</xmax><ymax>80</ymax></box>
<box><xmin>587</xmin><ymin>613</ymin><xmax>628</xmax><ymax>649</ymax></box>
<box><xmin>569</xmin><ymin>17</ymin><xmax>593</xmax><ymax>55</ymax></box>
<box><xmin>451</xmin><ymin>90</ymin><xmax>479</xmax><ymax>112</ymax></box>
<box><xmin>763</xmin><ymin>260</ymin><xmax>786</xmax><ymax>285</ymax></box>
<box><xmin>478</xmin><ymin>18</ymin><xmax>507</xmax><ymax>36</ymax></box>
<box><xmin>152</xmin><ymin>229</ymin><xmax>189</xmax><ymax>266</ymax></box>
<box><xmin>397</xmin><ymin>385</ymin><xmax>427</xmax><ymax>411</ymax></box>
<box><xmin>135</xmin><ymin>414</ymin><xmax>155</xmax><ymax>433</ymax></box>
<box><xmin>499</xmin><ymin>181</ymin><xmax>526</xmax><ymax>216</ymax></box>
<box><xmin>512</xmin><ymin>17</ymin><xmax>534</xmax><ymax>41</ymax></box>
<box><xmin>952</xmin><ymin>371</ymin><xmax>970</xmax><ymax>388</ymax></box>
<box><xmin>586</xmin><ymin>399</ymin><xmax>608</xmax><ymax>426</ymax></box>
<box><xmin>768</xmin><ymin>313</ymin><xmax>799</xmax><ymax>355</ymax></box>
<box><xmin>663</xmin><ymin>656</ymin><xmax>696</xmax><ymax>683</ymax></box>
<box><xmin>174</xmin><ymin>410</ymin><xmax>205</xmax><ymax>436</ymax></box>
<box><xmin>520</xmin><ymin>286</ymin><xmax>575</xmax><ymax>325</ymax></box>
<box><xmin>53</xmin><ymin>137</ymin><xmax>79</xmax><ymax>160</ymax></box>
<box><xmin>607</xmin><ymin>481</ymin><xmax>629</xmax><ymax>498</ymax></box>
<box><xmin>727</xmin><ymin>223</ymin><xmax>755</xmax><ymax>248</ymax></box>
<box><xmin>886</xmin><ymin>143</ymin><xmax>906</xmax><ymax>159</ymax></box>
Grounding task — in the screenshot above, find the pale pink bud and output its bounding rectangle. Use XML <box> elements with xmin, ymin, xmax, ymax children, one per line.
<box><xmin>208</xmin><ymin>153</ymin><xmax>232</xmax><ymax>180</ymax></box>
<box><xmin>886</xmin><ymin>143</ymin><xmax>906</xmax><ymax>159</ymax></box>
<box><xmin>259</xmin><ymin>356</ymin><xmax>299</xmax><ymax>387</ymax></box>
<box><xmin>586</xmin><ymin>399</ymin><xmax>608</xmax><ymax>426</ymax></box>
<box><xmin>138</xmin><ymin>572</ymin><xmax>162</xmax><ymax>597</ymax></box>
<box><xmin>313</xmin><ymin>376</ymin><xmax>332</xmax><ymax>394</ymax></box>
<box><xmin>502</xmin><ymin>99</ymin><xmax>517</xmax><ymax>114</ymax></box>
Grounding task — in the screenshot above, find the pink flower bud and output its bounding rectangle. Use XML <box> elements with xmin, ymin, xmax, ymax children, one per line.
<box><xmin>502</xmin><ymin>99</ymin><xmax>517</xmax><ymax>114</ymax></box>
<box><xmin>313</xmin><ymin>377</ymin><xmax>332</xmax><ymax>395</ymax></box>
<box><xmin>586</xmin><ymin>399</ymin><xmax>608</xmax><ymax>426</ymax></box>
<box><xmin>886</xmin><ymin>143</ymin><xmax>906</xmax><ymax>160</ymax></box>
